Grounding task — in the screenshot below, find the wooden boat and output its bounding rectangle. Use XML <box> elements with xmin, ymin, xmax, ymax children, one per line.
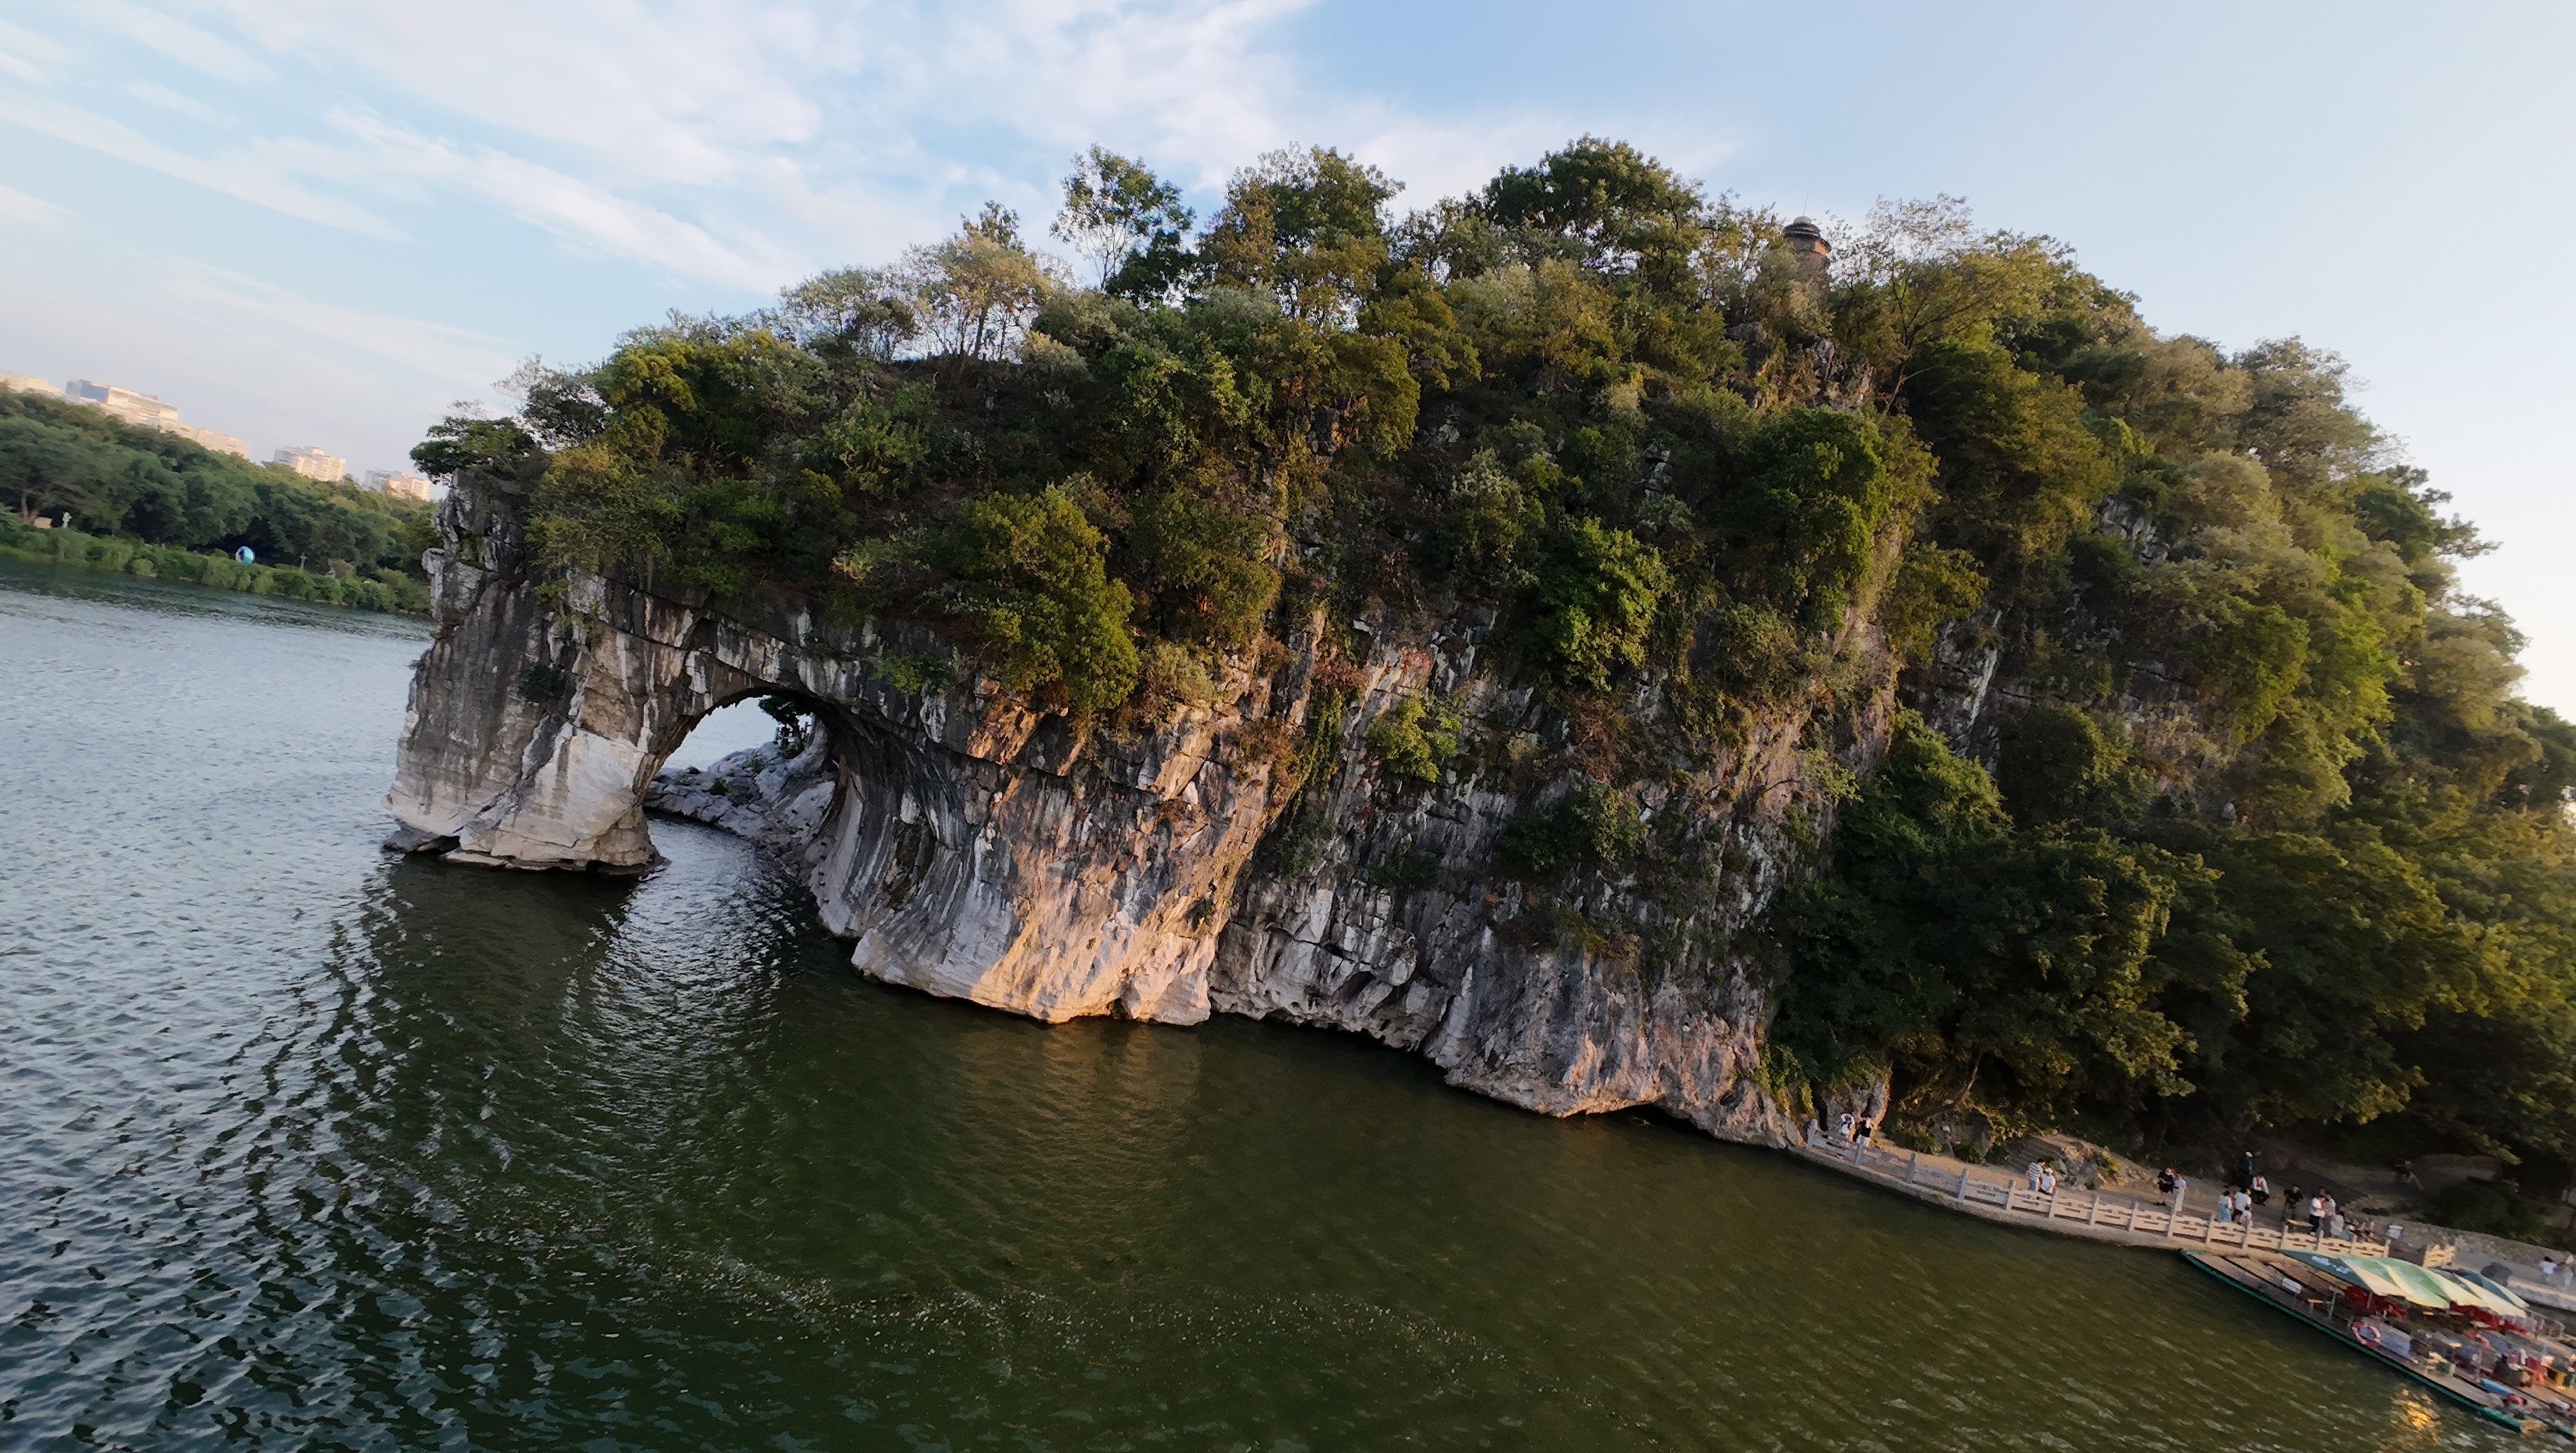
<box><xmin>2182</xmin><ymin>1248</ymin><xmax>2574</xmax><ymax>1437</ymax></box>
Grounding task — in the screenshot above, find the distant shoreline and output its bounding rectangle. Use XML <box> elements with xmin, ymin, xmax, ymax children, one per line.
<box><xmin>0</xmin><ymin>522</ymin><xmax>429</xmax><ymax>617</ymax></box>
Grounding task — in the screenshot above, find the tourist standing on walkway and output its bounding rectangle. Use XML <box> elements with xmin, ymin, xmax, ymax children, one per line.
<box><xmin>2038</xmin><ymin>1164</ymin><xmax>2057</xmax><ymax>1196</ymax></box>
<box><xmin>1837</xmin><ymin>1112</ymin><xmax>1854</xmax><ymax>1145</ymax></box>
<box><xmin>2237</xmin><ymin>1150</ymin><xmax>2256</xmax><ymax>1188</ymax></box>
<box><xmin>2028</xmin><ymin>1160</ymin><xmax>2045</xmax><ymax>1192</ymax></box>
<box><xmin>2284</xmin><ymin>1184</ymin><xmax>2302</xmax><ymax>1228</ymax></box>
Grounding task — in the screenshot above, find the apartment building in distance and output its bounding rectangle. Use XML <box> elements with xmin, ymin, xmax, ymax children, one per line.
<box><xmin>57</xmin><ymin>377</ymin><xmax>250</xmax><ymax>458</ymax></box>
<box><xmin>67</xmin><ymin>378</ymin><xmax>179</xmax><ymax>429</ymax></box>
<box><xmin>363</xmin><ymin>468</ymin><xmax>437</xmax><ymax>502</ymax></box>
<box><xmin>4</xmin><ymin>372</ymin><xmax>53</xmax><ymax>396</ymax></box>
<box><xmin>273</xmin><ymin>446</ymin><xmax>348</xmax><ymax>483</ymax></box>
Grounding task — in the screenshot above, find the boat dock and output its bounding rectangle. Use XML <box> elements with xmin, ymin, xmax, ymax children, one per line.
<box><xmin>1792</xmin><ymin>1126</ymin><xmax>2389</xmax><ymax>1256</ymax></box>
<box><xmin>2184</xmin><ymin>1248</ymin><xmax>2570</xmax><ymax>1436</ymax></box>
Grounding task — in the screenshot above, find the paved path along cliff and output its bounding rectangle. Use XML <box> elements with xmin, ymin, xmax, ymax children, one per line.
<box><xmin>384</xmin><ymin>469</ymin><xmax>1876</xmax><ymax>1144</ymax></box>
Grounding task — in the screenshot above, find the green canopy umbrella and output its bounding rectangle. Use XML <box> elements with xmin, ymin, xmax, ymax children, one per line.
<box><xmin>2375</xmin><ymin>1257</ymin><xmax>2482</xmax><ymax>1310</ymax></box>
<box><xmin>2286</xmin><ymin>1252</ymin><xmax>2453</xmax><ymax>1309</ymax></box>
<box><xmin>2430</xmin><ymin>1267</ymin><xmax>2533</xmax><ymax>1320</ymax></box>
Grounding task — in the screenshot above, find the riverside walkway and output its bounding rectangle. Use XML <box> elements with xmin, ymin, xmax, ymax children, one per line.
<box><xmin>1793</xmin><ymin>1125</ymin><xmax>2389</xmax><ymax>1256</ymax></box>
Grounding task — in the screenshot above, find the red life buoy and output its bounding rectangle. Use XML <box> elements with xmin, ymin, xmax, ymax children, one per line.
<box><xmin>2354</xmin><ymin>1322</ymin><xmax>2384</xmax><ymax>1348</ymax></box>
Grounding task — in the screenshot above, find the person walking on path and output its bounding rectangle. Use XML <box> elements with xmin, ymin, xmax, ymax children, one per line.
<box><xmin>2028</xmin><ymin>1160</ymin><xmax>2045</xmax><ymax>1192</ymax></box>
<box><xmin>2284</xmin><ymin>1184</ymin><xmax>2303</xmax><ymax>1229</ymax></box>
<box><xmin>1837</xmin><ymin>1112</ymin><xmax>1854</xmax><ymax>1146</ymax></box>
<box><xmin>2237</xmin><ymin>1150</ymin><xmax>2256</xmax><ymax>1189</ymax></box>
<box><xmin>2038</xmin><ymin>1164</ymin><xmax>2057</xmax><ymax>1197</ymax></box>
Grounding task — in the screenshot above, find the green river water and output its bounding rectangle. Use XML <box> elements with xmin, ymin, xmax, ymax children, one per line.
<box><xmin>0</xmin><ymin>558</ymin><xmax>2511</xmax><ymax>1450</ymax></box>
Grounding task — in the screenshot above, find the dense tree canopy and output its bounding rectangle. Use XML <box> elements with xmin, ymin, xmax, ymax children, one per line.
<box><xmin>413</xmin><ymin>139</ymin><xmax>2576</xmax><ymax>1173</ymax></box>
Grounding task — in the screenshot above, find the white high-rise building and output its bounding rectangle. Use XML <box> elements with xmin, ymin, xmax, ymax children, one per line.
<box><xmin>364</xmin><ymin>468</ymin><xmax>436</xmax><ymax>502</ymax></box>
<box><xmin>52</xmin><ymin>377</ymin><xmax>250</xmax><ymax>457</ymax></box>
<box><xmin>3</xmin><ymin>372</ymin><xmax>52</xmax><ymax>396</ymax></box>
<box><xmin>273</xmin><ymin>446</ymin><xmax>347</xmax><ymax>483</ymax></box>
<box><xmin>175</xmin><ymin>424</ymin><xmax>250</xmax><ymax>458</ymax></box>
<box><xmin>66</xmin><ymin>379</ymin><xmax>179</xmax><ymax>430</ymax></box>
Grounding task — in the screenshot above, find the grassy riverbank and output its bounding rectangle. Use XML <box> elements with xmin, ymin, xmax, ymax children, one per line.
<box><xmin>0</xmin><ymin>520</ymin><xmax>429</xmax><ymax>615</ymax></box>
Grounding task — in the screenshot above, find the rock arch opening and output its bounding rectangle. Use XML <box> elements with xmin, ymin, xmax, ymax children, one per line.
<box><xmin>644</xmin><ymin>691</ymin><xmax>846</xmax><ymax>866</ymax></box>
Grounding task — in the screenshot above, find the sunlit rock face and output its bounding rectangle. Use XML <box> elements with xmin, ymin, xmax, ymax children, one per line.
<box><xmin>387</xmin><ymin>470</ymin><xmax>1870</xmax><ymax>1145</ymax></box>
<box><xmin>384</xmin><ymin>477</ymin><xmax>1272</xmax><ymax>1024</ymax></box>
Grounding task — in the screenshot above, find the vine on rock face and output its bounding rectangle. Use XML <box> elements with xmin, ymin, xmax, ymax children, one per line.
<box><xmin>402</xmin><ymin>138</ymin><xmax>2576</xmax><ymax>1178</ymax></box>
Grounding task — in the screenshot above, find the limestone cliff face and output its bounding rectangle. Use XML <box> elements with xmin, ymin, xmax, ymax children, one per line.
<box><xmin>387</xmin><ymin>473</ymin><xmax>1877</xmax><ymax>1144</ymax></box>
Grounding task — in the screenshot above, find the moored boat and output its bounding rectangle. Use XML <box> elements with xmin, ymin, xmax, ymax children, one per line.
<box><xmin>2182</xmin><ymin>1247</ymin><xmax>2576</xmax><ymax>1437</ymax></box>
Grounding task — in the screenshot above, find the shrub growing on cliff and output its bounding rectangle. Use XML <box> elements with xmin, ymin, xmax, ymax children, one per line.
<box><xmin>1525</xmin><ymin>520</ymin><xmax>1666</xmax><ymax>691</ymax></box>
<box><xmin>1716</xmin><ymin>408</ymin><xmax>1901</xmax><ymax>629</ymax></box>
<box><xmin>935</xmin><ymin>485</ymin><xmax>1140</xmax><ymax>711</ymax></box>
<box><xmin>1364</xmin><ymin>692</ymin><xmax>1461</xmax><ymax>783</ymax></box>
<box><xmin>1126</xmin><ymin>487</ymin><xmax>1278</xmax><ymax>649</ymax></box>
<box><xmin>1499</xmin><ymin>784</ymin><xmax>1648</xmax><ymax>876</ymax></box>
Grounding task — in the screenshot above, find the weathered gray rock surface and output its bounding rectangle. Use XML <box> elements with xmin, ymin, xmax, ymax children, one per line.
<box><xmin>386</xmin><ymin>471</ymin><xmax>1877</xmax><ymax>1145</ymax></box>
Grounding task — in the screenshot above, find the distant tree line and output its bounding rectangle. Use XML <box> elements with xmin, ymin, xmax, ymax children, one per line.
<box><xmin>1</xmin><ymin>390</ymin><xmax>434</xmax><ymax>609</ymax></box>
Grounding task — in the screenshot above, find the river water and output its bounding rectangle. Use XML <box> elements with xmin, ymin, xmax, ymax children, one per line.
<box><xmin>0</xmin><ymin>558</ymin><xmax>2506</xmax><ymax>1451</ymax></box>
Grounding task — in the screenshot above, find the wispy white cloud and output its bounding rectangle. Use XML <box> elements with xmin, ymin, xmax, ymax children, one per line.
<box><xmin>0</xmin><ymin>182</ymin><xmax>70</xmax><ymax>225</ymax></box>
<box><xmin>0</xmin><ymin>17</ymin><xmax>72</xmax><ymax>81</ymax></box>
<box><xmin>322</xmin><ymin>111</ymin><xmax>791</xmax><ymax>287</ymax></box>
<box><xmin>160</xmin><ymin>261</ymin><xmax>518</xmax><ymax>392</ymax></box>
<box><xmin>82</xmin><ymin>0</ymin><xmax>270</xmax><ymax>84</ymax></box>
<box><xmin>123</xmin><ymin>77</ymin><xmax>228</xmax><ymax>123</ymax></box>
<box><xmin>2</xmin><ymin>1</ymin><xmax>1590</xmax><ymax>404</ymax></box>
<box><xmin>196</xmin><ymin>0</ymin><xmax>841</xmax><ymax>186</ymax></box>
<box><xmin>0</xmin><ymin>91</ymin><xmax>401</xmax><ymax>236</ymax></box>
<box><xmin>149</xmin><ymin>0</ymin><xmax>1564</xmax><ymax>273</ymax></box>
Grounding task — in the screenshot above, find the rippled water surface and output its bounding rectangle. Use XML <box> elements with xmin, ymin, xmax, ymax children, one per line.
<box><xmin>0</xmin><ymin>558</ymin><xmax>2512</xmax><ymax>1450</ymax></box>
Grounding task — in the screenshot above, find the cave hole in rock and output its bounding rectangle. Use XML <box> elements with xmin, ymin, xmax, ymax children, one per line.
<box><xmin>644</xmin><ymin>690</ymin><xmax>848</xmax><ymax>858</ymax></box>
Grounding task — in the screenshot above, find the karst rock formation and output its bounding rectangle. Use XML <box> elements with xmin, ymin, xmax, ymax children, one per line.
<box><xmin>385</xmin><ymin>468</ymin><xmax>1887</xmax><ymax>1145</ymax></box>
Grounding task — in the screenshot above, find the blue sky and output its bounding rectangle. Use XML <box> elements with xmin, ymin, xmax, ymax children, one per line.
<box><xmin>5</xmin><ymin>1</ymin><xmax>2573</xmax><ymax>705</ymax></box>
